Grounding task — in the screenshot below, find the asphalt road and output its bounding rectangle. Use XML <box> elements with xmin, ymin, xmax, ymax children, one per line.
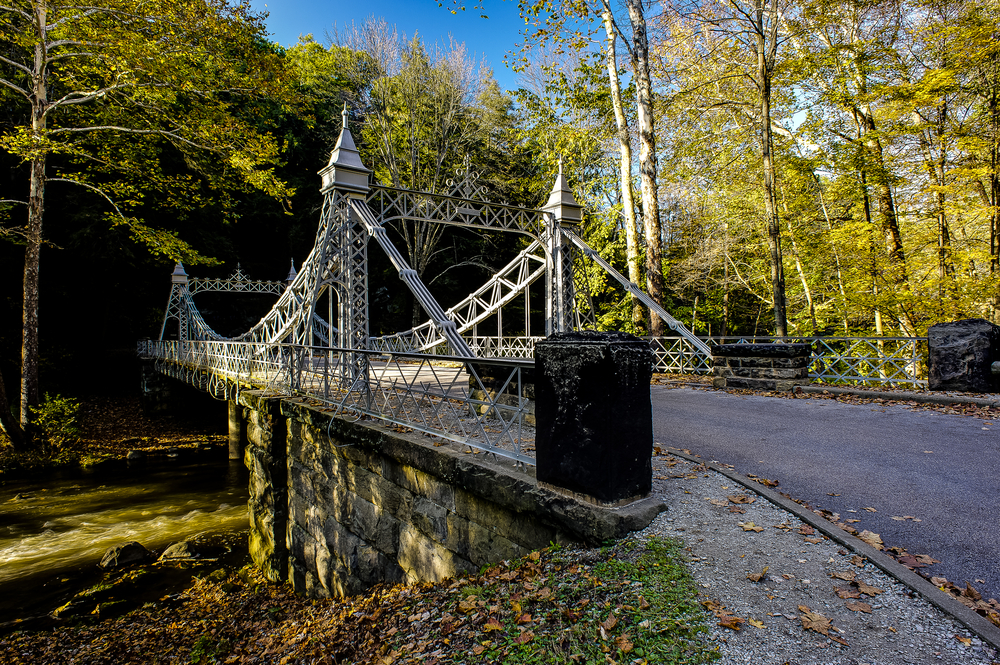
<box><xmin>650</xmin><ymin>385</ymin><xmax>1000</xmax><ymax>604</ymax></box>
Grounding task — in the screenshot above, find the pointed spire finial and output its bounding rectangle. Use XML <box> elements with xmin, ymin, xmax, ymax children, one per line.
<box><xmin>171</xmin><ymin>261</ymin><xmax>188</xmax><ymax>284</ymax></box>
<box><xmin>319</xmin><ymin>103</ymin><xmax>371</xmax><ymax>194</ymax></box>
<box><xmin>286</xmin><ymin>258</ymin><xmax>298</xmax><ymax>284</ymax></box>
<box><xmin>542</xmin><ymin>158</ymin><xmax>582</xmax><ymax>226</ymax></box>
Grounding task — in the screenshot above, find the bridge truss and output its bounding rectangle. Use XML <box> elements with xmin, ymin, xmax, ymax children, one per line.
<box><xmin>144</xmin><ymin>108</ymin><xmax>710</xmax><ymax>463</ymax></box>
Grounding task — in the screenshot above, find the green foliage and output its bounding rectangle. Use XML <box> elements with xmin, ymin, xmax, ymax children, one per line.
<box><xmin>189</xmin><ymin>633</ymin><xmax>231</xmax><ymax>664</ymax></box>
<box><xmin>29</xmin><ymin>392</ymin><xmax>81</xmax><ymax>452</ymax></box>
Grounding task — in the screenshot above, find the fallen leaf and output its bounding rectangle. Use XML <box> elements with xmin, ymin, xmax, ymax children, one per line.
<box><xmin>516</xmin><ymin>613</ymin><xmax>532</xmax><ymax>625</ymax></box>
<box><xmin>835</xmin><ymin>586</ymin><xmax>861</xmax><ymax>599</ymax></box>
<box><xmin>529</xmin><ymin>551</ymin><xmax>540</xmax><ymax>562</ymax></box>
<box><xmin>748</xmin><ymin>618</ymin><xmax>766</xmax><ymax>629</ymax></box>
<box><xmin>798</xmin><ymin>605</ymin><xmax>848</xmax><ymax>645</ymax></box>
<box><xmin>963</xmin><ymin>583</ymin><xmax>982</xmax><ymax>602</ymax></box>
<box><xmin>863</xmin><ymin>507</ymin><xmax>877</xmax><ymax>513</ymax></box>
<box><xmin>931</xmin><ymin>576</ymin><xmax>949</xmax><ymax>587</ymax></box>
<box><xmin>707</xmin><ymin>498</ymin><xmax>728</xmax><ymax>507</ymax></box>
<box><xmin>482</xmin><ymin>617</ymin><xmax>504</xmax><ymax>632</ymax></box>
<box><xmin>738</xmin><ymin>521</ymin><xmax>764</xmax><ymax>532</ymax></box>
<box><xmin>747</xmin><ymin>566</ymin><xmax>769</xmax><ymax>583</ymax></box>
<box><xmin>915</xmin><ymin>554</ymin><xmax>940</xmax><ymax>565</ymax></box>
<box><xmin>858</xmin><ymin>530</ymin><xmax>884</xmax><ymax>549</ymax></box>
<box><xmin>638</xmin><ymin>596</ymin><xmax>650</xmax><ymax>610</ymax></box>
<box><xmin>717</xmin><ymin>613</ymin><xmax>745</xmax><ymax>631</ymax></box>
<box><xmin>472</xmin><ymin>645</ymin><xmax>485</xmax><ymax>655</ymax></box>
<box><xmin>955</xmin><ymin>635</ymin><xmax>972</xmax><ymax>646</ymax></box>
<box><xmin>831</xmin><ymin>570</ymin><xmax>856</xmax><ymax>582</ymax></box>
<box><xmin>855</xmin><ymin>580</ymin><xmax>884</xmax><ymax>596</ymax></box>
<box><xmin>846</xmin><ymin>518</ymin><xmax>861</xmax><ymax>523</ymax></box>
<box><xmin>458</xmin><ymin>598</ymin><xmax>478</xmax><ymax>614</ymax></box>
<box><xmin>805</xmin><ymin>537</ymin><xmax>823</xmax><ymax>544</ymax></box>
<box><xmin>728</xmin><ymin>505</ymin><xmax>747</xmax><ymax>514</ymax></box>
<box><xmin>891</xmin><ymin>516</ymin><xmax>906</xmax><ymax>521</ymax></box>
<box><xmin>846</xmin><ymin>601</ymin><xmax>872</xmax><ymax>613</ymax></box>
<box><xmin>728</xmin><ymin>495</ymin><xmax>755</xmax><ymax>504</ymax></box>
<box><xmin>514</xmin><ymin>631</ymin><xmax>534</xmax><ymax>645</ymax></box>
<box><xmin>615</xmin><ymin>634</ymin><xmax>634</xmax><ymax>652</ymax></box>
<box><xmin>798</xmin><ymin>525</ymin><xmax>816</xmax><ymax>536</ymax></box>
<box><xmin>601</xmin><ymin>614</ymin><xmax>618</xmax><ymax>632</ymax></box>
<box><xmin>773</xmin><ymin>523</ymin><xmax>792</xmax><ymax>531</ymax></box>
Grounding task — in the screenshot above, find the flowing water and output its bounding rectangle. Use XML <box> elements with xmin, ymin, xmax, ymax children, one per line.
<box><xmin>0</xmin><ymin>453</ymin><xmax>249</xmax><ymax>624</ymax></box>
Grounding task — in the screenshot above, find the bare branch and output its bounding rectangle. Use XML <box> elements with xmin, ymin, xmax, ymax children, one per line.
<box><xmin>0</xmin><ymin>75</ymin><xmax>30</xmax><ymax>100</ymax></box>
<box><xmin>47</xmin><ymin>177</ymin><xmax>127</xmax><ymax>219</ymax></box>
<box><xmin>0</xmin><ymin>4</ymin><xmax>31</xmax><ymax>20</ymax></box>
<box><xmin>0</xmin><ymin>54</ymin><xmax>33</xmax><ymax>78</ymax></box>
<box><xmin>47</xmin><ymin>125</ymin><xmax>216</xmax><ymax>151</ymax></box>
<box><xmin>0</xmin><ymin>200</ymin><xmax>29</xmax><ymax>206</ymax></box>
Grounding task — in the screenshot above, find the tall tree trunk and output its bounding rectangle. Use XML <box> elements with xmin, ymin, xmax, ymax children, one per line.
<box><xmin>812</xmin><ymin>173</ymin><xmax>849</xmax><ymax>332</ymax></box>
<box><xmin>601</xmin><ymin>4</ymin><xmax>643</xmax><ymax>329</ymax></box>
<box><xmin>626</xmin><ymin>0</ymin><xmax>666</xmax><ymax>336</ymax></box>
<box><xmin>755</xmin><ymin>0</ymin><xmax>787</xmax><ymax>338</ymax></box>
<box><xmin>22</xmin><ymin>2</ymin><xmax>47</xmax><ymax>429</ymax></box>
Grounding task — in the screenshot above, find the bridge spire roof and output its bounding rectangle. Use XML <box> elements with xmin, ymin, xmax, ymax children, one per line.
<box><xmin>542</xmin><ymin>156</ymin><xmax>582</xmax><ymax>225</ymax></box>
<box><xmin>319</xmin><ymin>104</ymin><xmax>371</xmax><ymax>195</ymax></box>
<box><xmin>286</xmin><ymin>258</ymin><xmax>297</xmax><ymax>284</ymax></box>
<box><xmin>171</xmin><ymin>262</ymin><xmax>188</xmax><ymax>284</ymax></box>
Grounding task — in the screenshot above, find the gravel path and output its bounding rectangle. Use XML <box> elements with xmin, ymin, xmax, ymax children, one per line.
<box><xmin>637</xmin><ymin>452</ymin><xmax>1000</xmax><ymax>665</ymax></box>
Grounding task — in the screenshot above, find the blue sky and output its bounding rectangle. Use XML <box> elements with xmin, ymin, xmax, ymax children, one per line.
<box><xmin>248</xmin><ymin>0</ymin><xmax>531</xmax><ymax>91</ymax></box>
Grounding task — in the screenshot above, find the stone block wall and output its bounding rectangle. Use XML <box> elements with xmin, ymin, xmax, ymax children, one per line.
<box><xmin>242</xmin><ymin>394</ymin><xmax>664</xmax><ymax>600</ymax></box>
<box><xmin>928</xmin><ymin>319</ymin><xmax>1000</xmax><ymax>392</ymax></box>
<box><xmin>712</xmin><ymin>343</ymin><xmax>811</xmax><ymax>391</ymax></box>
<box><xmin>240</xmin><ymin>392</ymin><xmax>287</xmax><ymax>582</ymax></box>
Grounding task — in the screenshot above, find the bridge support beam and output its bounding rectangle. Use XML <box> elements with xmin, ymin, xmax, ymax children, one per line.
<box><xmin>239</xmin><ymin>391</ymin><xmax>288</xmax><ymax>583</ymax></box>
<box><xmin>228</xmin><ymin>400</ymin><xmax>246</xmax><ymax>461</ymax></box>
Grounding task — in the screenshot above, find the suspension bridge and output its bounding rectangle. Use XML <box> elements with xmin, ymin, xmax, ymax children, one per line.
<box><xmin>138</xmin><ymin>108</ymin><xmax>712</xmax><ymax>464</ymax></box>
<box><xmin>138</xmin><ymin>108</ymin><xmax>927</xmax><ymax>464</ymax></box>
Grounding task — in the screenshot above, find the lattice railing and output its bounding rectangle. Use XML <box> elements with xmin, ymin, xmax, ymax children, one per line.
<box><xmin>645</xmin><ymin>335</ymin><xmax>927</xmax><ymax>388</ymax></box>
<box><xmin>139</xmin><ymin>340</ymin><xmax>535</xmax><ymax>465</ymax></box>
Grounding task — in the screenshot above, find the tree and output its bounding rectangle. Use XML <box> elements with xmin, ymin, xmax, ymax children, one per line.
<box><xmin>338</xmin><ymin>19</ymin><xmax>518</xmax><ymax>326</ymax></box>
<box><xmin>0</xmin><ymin>0</ymin><xmax>294</xmax><ymax>434</ymax></box>
<box><xmin>661</xmin><ymin>0</ymin><xmax>793</xmax><ymax>336</ymax></box>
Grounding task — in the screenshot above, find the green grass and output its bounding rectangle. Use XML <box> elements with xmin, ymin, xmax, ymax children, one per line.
<box><xmin>407</xmin><ymin>537</ymin><xmax>721</xmax><ymax>665</ymax></box>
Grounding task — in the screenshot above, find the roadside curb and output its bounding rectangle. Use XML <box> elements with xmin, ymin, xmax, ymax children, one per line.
<box><xmin>666</xmin><ymin>448</ymin><xmax>1000</xmax><ymax>652</ymax></box>
<box><xmin>798</xmin><ymin>384</ymin><xmax>1000</xmax><ymax>408</ymax></box>
<box><xmin>658</xmin><ymin>378</ymin><xmax>1000</xmax><ymax>408</ymax></box>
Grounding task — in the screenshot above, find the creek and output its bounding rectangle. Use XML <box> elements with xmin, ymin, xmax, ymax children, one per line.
<box><xmin>0</xmin><ymin>452</ymin><xmax>249</xmax><ymax>627</ymax></box>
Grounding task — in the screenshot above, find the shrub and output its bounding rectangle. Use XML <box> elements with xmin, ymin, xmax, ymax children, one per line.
<box><xmin>30</xmin><ymin>393</ymin><xmax>82</xmax><ymax>452</ymax></box>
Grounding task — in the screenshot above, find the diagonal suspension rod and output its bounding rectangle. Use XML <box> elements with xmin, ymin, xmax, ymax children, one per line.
<box><xmin>349</xmin><ymin>199</ymin><xmax>475</xmax><ymax>358</ymax></box>
<box><xmin>562</xmin><ymin>228</ymin><xmax>712</xmax><ymax>357</ymax></box>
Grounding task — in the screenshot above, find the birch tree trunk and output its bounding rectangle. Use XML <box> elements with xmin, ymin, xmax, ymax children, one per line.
<box><xmin>601</xmin><ymin>3</ymin><xmax>644</xmax><ymax>329</ymax></box>
<box><xmin>20</xmin><ymin>0</ymin><xmax>48</xmax><ymax>430</ymax></box>
<box><xmin>626</xmin><ymin>0</ymin><xmax>666</xmax><ymax>335</ymax></box>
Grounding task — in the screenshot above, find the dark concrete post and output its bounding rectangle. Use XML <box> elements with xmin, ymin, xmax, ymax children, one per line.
<box><xmin>228</xmin><ymin>400</ymin><xmax>246</xmax><ymax>460</ymax></box>
<box><xmin>928</xmin><ymin>319</ymin><xmax>1000</xmax><ymax>392</ymax></box>
<box><xmin>139</xmin><ymin>358</ymin><xmax>172</xmax><ymax>416</ymax></box>
<box><xmin>534</xmin><ymin>331</ymin><xmax>653</xmax><ymax>505</ymax></box>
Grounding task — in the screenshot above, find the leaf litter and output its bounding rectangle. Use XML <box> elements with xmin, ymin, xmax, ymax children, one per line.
<box><xmin>0</xmin><ymin>539</ymin><xmax>722</xmax><ymax>665</ymax></box>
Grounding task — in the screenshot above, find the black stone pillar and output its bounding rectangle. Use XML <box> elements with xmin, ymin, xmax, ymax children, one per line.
<box><xmin>928</xmin><ymin>319</ymin><xmax>1000</xmax><ymax>392</ymax></box>
<box><xmin>534</xmin><ymin>331</ymin><xmax>653</xmax><ymax>505</ymax></box>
